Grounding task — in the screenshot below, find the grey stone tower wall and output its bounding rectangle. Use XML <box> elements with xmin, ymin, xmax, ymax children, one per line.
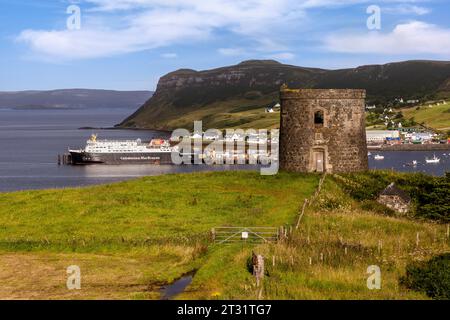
<box><xmin>279</xmin><ymin>88</ymin><xmax>369</xmax><ymax>173</ymax></box>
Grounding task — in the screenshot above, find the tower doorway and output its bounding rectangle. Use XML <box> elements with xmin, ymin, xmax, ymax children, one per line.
<box><xmin>313</xmin><ymin>150</ymin><xmax>325</xmax><ymax>172</ymax></box>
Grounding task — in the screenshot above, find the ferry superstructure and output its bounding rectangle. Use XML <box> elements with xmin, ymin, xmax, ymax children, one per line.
<box><xmin>69</xmin><ymin>135</ymin><xmax>176</xmax><ymax>165</ymax></box>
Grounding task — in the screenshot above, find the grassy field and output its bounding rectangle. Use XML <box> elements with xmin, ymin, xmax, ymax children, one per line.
<box><xmin>129</xmin><ymin>98</ymin><xmax>450</xmax><ymax>132</ymax></box>
<box><xmin>0</xmin><ymin>171</ymin><xmax>448</xmax><ymax>300</ymax></box>
<box><xmin>402</xmin><ymin>102</ymin><xmax>450</xmax><ymax>131</ymax></box>
<box><xmin>0</xmin><ymin>171</ymin><xmax>317</xmax><ymax>299</ymax></box>
<box><xmin>179</xmin><ymin>175</ymin><xmax>449</xmax><ymax>299</ymax></box>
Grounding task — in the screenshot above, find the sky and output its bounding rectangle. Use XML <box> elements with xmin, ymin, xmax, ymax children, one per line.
<box><xmin>0</xmin><ymin>0</ymin><xmax>449</xmax><ymax>91</ymax></box>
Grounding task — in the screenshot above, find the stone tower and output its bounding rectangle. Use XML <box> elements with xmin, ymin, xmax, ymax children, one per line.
<box><xmin>279</xmin><ymin>88</ymin><xmax>368</xmax><ymax>173</ymax></box>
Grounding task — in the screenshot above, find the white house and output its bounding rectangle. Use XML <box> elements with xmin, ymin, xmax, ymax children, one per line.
<box><xmin>366</xmin><ymin>130</ymin><xmax>400</xmax><ymax>144</ymax></box>
<box><xmin>411</xmin><ymin>132</ymin><xmax>433</xmax><ymax>143</ymax></box>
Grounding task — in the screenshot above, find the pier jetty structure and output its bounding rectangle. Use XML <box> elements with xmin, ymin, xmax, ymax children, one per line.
<box><xmin>279</xmin><ymin>86</ymin><xmax>369</xmax><ymax>173</ymax></box>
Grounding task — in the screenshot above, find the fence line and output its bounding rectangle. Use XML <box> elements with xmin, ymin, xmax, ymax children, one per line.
<box><xmin>212</xmin><ymin>227</ymin><xmax>279</xmax><ymax>244</ymax></box>
<box><xmin>212</xmin><ymin>174</ymin><xmax>327</xmax><ymax>244</ymax></box>
<box><xmin>295</xmin><ymin>173</ymin><xmax>327</xmax><ymax>230</ymax></box>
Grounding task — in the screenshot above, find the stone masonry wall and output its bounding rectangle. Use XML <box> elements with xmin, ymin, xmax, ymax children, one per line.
<box><xmin>279</xmin><ymin>88</ymin><xmax>369</xmax><ymax>173</ymax></box>
<box><xmin>377</xmin><ymin>195</ymin><xmax>410</xmax><ymax>214</ymax></box>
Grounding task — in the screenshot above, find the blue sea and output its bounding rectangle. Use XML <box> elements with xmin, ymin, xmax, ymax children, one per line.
<box><xmin>0</xmin><ymin>108</ymin><xmax>448</xmax><ymax>192</ymax></box>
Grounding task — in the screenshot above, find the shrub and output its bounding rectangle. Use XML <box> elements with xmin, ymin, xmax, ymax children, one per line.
<box><xmin>337</xmin><ymin>172</ymin><xmax>450</xmax><ymax>223</ymax></box>
<box><xmin>400</xmin><ymin>253</ymin><xmax>450</xmax><ymax>300</ymax></box>
<box><xmin>360</xmin><ymin>200</ymin><xmax>395</xmax><ymax>216</ymax></box>
<box><xmin>317</xmin><ymin>193</ymin><xmax>348</xmax><ymax>211</ymax></box>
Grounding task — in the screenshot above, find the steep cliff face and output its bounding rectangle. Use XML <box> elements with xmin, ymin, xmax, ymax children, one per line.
<box><xmin>119</xmin><ymin>60</ymin><xmax>325</xmax><ymax>130</ymax></box>
<box><xmin>153</xmin><ymin>60</ymin><xmax>324</xmax><ymax>103</ymax></box>
<box><xmin>119</xmin><ymin>60</ymin><xmax>450</xmax><ymax>130</ymax></box>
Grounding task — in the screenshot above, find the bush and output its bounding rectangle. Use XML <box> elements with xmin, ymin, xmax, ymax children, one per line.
<box><xmin>360</xmin><ymin>200</ymin><xmax>395</xmax><ymax>216</ymax></box>
<box><xmin>337</xmin><ymin>172</ymin><xmax>450</xmax><ymax>223</ymax></box>
<box><xmin>317</xmin><ymin>193</ymin><xmax>349</xmax><ymax>211</ymax></box>
<box><xmin>400</xmin><ymin>253</ymin><xmax>450</xmax><ymax>300</ymax></box>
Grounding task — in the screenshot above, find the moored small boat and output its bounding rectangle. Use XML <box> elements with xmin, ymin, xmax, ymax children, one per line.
<box><xmin>425</xmin><ymin>154</ymin><xmax>440</xmax><ymax>164</ymax></box>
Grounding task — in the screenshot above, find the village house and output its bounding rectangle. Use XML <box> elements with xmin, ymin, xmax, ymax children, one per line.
<box><xmin>377</xmin><ymin>183</ymin><xmax>411</xmax><ymax>214</ymax></box>
<box><xmin>366</xmin><ymin>130</ymin><xmax>400</xmax><ymax>144</ymax></box>
<box><xmin>265</xmin><ymin>102</ymin><xmax>281</xmax><ymax>113</ymax></box>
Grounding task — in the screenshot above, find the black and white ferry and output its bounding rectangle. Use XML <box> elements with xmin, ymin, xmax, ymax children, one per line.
<box><xmin>69</xmin><ymin>135</ymin><xmax>176</xmax><ymax>165</ymax></box>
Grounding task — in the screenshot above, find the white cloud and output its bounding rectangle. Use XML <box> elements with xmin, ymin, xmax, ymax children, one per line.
<box><xmin>267</xmin><ymin>52</ymin><xmax>296</xmax><ymax>61</ymax></box>
<box><xmin>324</xmin><ymin>21</ymin><xmax>450</xmax><ymax>55</ymax></box>
<box><xmin>18</xmin><ymin>0</ymin><xmax>306</xmax><ymax>60</ymax></box>
<box><xmin>384</xmin><ymin>4</ymin><xmax>431</xmax><ymax>15</ymax></box>
<box><xmin>161</xmin><ymin>53</ymin><xmax>177</xmax><ymax>59</ymax></box>
<box><xmin>16</xmin><ymin>0</ymin><xmax>435</xmax><ymax>60</ymax></box>
<box><xmin>218</xmin><ymin>48</ymin><xmax>246</xmax><ymax>56</ymax></box>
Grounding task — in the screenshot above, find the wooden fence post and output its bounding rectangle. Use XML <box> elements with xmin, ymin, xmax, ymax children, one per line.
<box><xmin>296</xmin><ymin>199</ymin><xmax>309</xmax><ymax>230</ymax></box>
<box><xmin>252</xmin><ymin>252</ymin><xmax>265</xmax><ymax>288</ymax></box>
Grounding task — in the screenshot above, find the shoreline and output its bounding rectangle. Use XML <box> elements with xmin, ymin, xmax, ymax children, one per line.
<box><xmin>368</xmin><ymin>144</ymin><xmax>450</xmax><ymax>151</ymax></box>
<box><xmin>79</xmin><ymin>126</ymin><xmax>173</xmax><ymax>134</ymax></box>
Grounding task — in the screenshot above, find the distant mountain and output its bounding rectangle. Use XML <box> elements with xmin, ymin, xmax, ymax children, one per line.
<box><xmin>0</xmin><ymin>89</ymin><xmax>153</xmax><ymax>110</ymax></box>
<box><xmin>119</xmin><ymin>60</ymin><xmax>450</xmax><ymax>130</ymax></box>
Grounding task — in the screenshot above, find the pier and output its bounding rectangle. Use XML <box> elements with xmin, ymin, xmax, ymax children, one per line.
<box><xmin>57</xmin><ymin>154</ymin><xmax>73</xmax><ymax>165</ymax></box>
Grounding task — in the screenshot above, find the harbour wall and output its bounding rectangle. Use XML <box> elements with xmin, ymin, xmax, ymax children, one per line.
<box><xmin>368</xmin><ymin>144</ymin><xmax>450</xmax><ymax>151</ymax></box>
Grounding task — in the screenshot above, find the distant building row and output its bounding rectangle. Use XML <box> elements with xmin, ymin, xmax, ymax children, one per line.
<box><xmin>366</xmin><ymin>130</ymin><xmax>439</xmax><ymax>144</ymax></box>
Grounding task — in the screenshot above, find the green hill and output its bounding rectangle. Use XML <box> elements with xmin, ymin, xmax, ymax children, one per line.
<box><xmin>402</xmin><ymin>101</ymin><xmax>450</xmax><ymax>131</ymax></box>
<box><xmin>119</xmin><ymin>60</ymin><xmax>450</xmax><ymax>130</ymax></box>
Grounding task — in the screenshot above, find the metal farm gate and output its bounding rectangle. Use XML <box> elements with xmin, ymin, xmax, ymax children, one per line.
<box><xmin>212</xmin><ymin>227</ymin><xmax>279</xmax><ymax>244</ymax></box>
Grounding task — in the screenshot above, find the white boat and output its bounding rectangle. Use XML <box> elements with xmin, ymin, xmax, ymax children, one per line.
<box><xmin>412</xmin><ymin>160</ymin><xmax>418</xmax><ymax>166</ymax></box>
<box><xmin>374</xmin><ymin>154</ymin><xmax>384</xmax><ymax>160</ymax></box>
<box><xmin>425</xmin><ymin>155</ymin><xmax>440</xmax><ymax>164</ymax></box>
<box><xmin>367</xmin><ymin>152</ymin><xmax>372</xmax><ymax>156</ymax></box>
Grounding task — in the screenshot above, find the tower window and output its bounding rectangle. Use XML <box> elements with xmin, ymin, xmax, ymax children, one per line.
<box><xmin>314</xmin><ymin>111</ymin><xmax>324</xmax><ymax>127</ymax></box>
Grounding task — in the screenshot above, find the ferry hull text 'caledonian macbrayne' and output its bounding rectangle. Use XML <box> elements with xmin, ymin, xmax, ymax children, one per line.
<box><xmin>69</xmin><ymin>135</ymin><xmax>175</xmax><ymax>165</ymax></box>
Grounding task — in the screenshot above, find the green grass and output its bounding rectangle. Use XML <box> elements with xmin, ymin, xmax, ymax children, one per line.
<box><xmin>0</xmin><ymin>170</ymin><xmax>448</xmax><ymax>300</ymax></box>
<box><xmin>0</xmin><ymin>171</ymin><xmax>317</xmax><ymax>250</ymax></box>
<box><xmin>126</xmin><ymin>96</ymin><xmax>281</xmax><ymax>130</ymax></box>
<box><xmin>126</xmin><ymin>96</ymin><xmax>450</xmax><ymax>132</ymax></box>
<box><xmin>0</xmin><ymin>171</ymin><xmax>317</xmax><ymax>299</ymax></box>
<box><xmin>180</xmin><ymin>176</ymin><xmax>449</xmax><ymax>300</ymax></box>
<box><xmin>402</xmin><ymin>102</ymin><xmax>450</xmax><ymax>130</ymax></box>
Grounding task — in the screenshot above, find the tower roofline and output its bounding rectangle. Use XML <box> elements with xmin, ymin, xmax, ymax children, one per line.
<box><xmin>280</xmin><ymin>88</ymin><xmax>366</xmax><ymax>100</ymax></box>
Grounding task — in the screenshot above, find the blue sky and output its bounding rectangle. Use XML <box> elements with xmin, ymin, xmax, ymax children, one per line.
<box><xmin>0</xmin><ymin>0</ymin><xmax>449</xmax><ymax>91</ymax></box>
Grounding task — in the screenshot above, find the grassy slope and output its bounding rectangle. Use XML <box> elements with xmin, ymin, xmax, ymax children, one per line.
<box><xmin>180</xmin><ymin>176</ymin><xmax>449</xmax><ymax>300</ymax></box>
<box><xmin>0</xmin><ymin>171</ymin><xmax>317</xmax><ymax>299</ymax></box>
<box><xmin>132</xmin><ymin>99</ymin><xmax>450</xmax><ymax>132</ymax></box>
<box><xmin>142</xmin><ymin>98</ymin><xmax>281</xmax><ymax>131</ymax></box>
<box><xmin>402</xmin><ymin>102</ymin><xmax>450</xmax><ymax>130</ymax></box>
<box><xmin>0</xmin><ymin>171</ymin><xmax>448</xmax><ymax>299</ymax></box>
